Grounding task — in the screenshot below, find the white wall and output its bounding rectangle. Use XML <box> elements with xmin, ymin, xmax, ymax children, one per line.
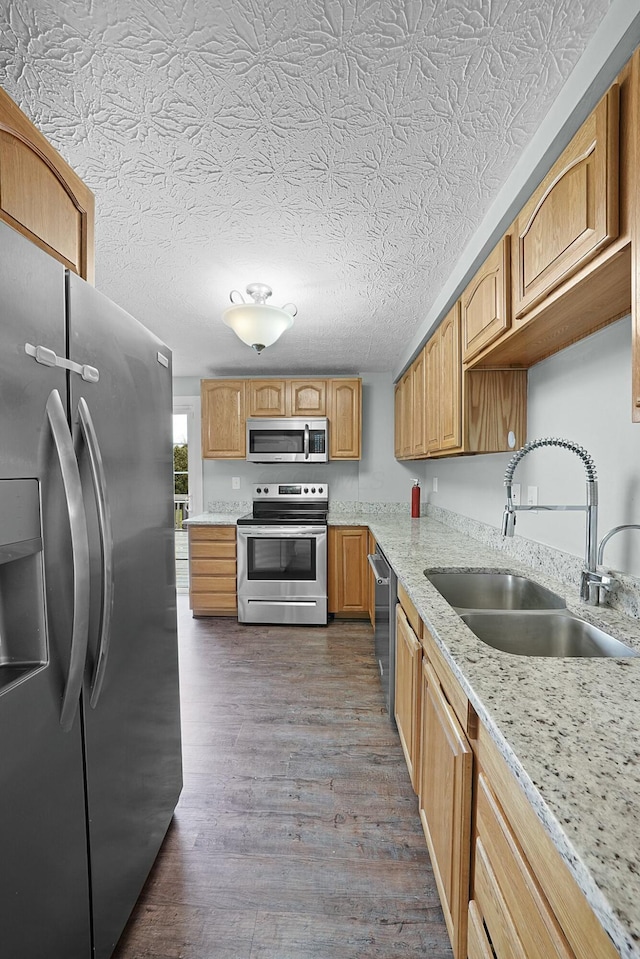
<box><xmin>171</xmin><ymin>372</ymin><xmax>427</xmax><ymax>508</ymax></box>
<box><xmin>425</xmin><ymin>315</ymin><xmax>640</xmax><ymax>577</ymax></box>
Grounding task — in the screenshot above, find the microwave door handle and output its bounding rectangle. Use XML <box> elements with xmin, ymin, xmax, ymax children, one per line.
<box><xmin>304</xmin><ymin>423</ymin><xmax>310</xmax><ymax>460</ymax></box>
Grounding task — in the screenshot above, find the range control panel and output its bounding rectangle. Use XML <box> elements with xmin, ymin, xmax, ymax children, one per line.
<box><xmin>252</xmin><ymin>483</ymin><xmax>328</xmax><ymax>500</ymax></box>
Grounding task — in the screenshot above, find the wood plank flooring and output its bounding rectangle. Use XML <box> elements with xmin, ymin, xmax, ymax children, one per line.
<box><xmin>113</xmin><ymin>596</ymin><xmax>453</xmax><ymax>959</ymax></box>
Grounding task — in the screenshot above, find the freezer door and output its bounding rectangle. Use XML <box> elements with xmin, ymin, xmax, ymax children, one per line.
<box><xmin>67</xmin><ymin>273</ymin><xmax>183</xmax><ymax>959</ymax></box>
<box><xmin>0</xmin><ymin>225</ymin><xmax>92</xmax><ymax>957</ymax></box>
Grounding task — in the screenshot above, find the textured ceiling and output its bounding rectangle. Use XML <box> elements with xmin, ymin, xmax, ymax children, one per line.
<box><xmin>0</xmin><ymin>0</ymin><xmax>614</xmax><ymax>378</ymax></box>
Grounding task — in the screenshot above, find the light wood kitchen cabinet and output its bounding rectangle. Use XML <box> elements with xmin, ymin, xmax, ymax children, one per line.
<box><xmin>426</xmin><ymin>303</ymin><xmax>462</xmax><ymax>453</ymax></box>
<box><xmin>514</xmin><ymin>85</ymin><xmax>619</xmax><ymax>320</ymax></box>
<box><xmin>201</xmin><ymin>380</ymin><xmax>247</xmax><ymax>458</ymax></box>
<box><xmin>201</xmin><ymin>377</ymin><xmax>361</xmax><ymax>459</ymax></box>
<box><xmin>328</xmin><ymin>526</ymin><xmax>369</xmax><ymax>616</ymax></box>
<box><xmin>461</xmin><ymin>237</ymin><xmax>511</xmax><ymax>363</ymax></box>
<box><xmin>249</xmin><ymin>378</ymin><xmax>327</xmax><ymax>417</ymax></box>
<box><xmin>418</xmin><ymin>657</ymin><xmax>473</xmax><ymax>959</ymax></box>
<box><xmin>425</xmin><ymin>333</ymin><xmax>440</xmax><ymax>453</ymax></box>
<box><xmin>464</xmin><ymin>61</ymin><xmax>634</xmax><ymax>375</ymax></box>
<box><xmin>395</xmin><ymin>603</ymin><xmax>422</xmax><ymax>792</ymax></box>
<box><xmin>395</xmin><ymin>370</ymin><xmax>413</xmax><ymax>459</ymax></box>
<box><xmin>328</xmin><ymin>378</ymin><xmax>362</xmax><ymax>460</ymax></box>
<box><xmin>398</xmin><ymin>303</ymin><xmax>527</xmax><ymax>459</ymax></box>
<box><xmin>0</xmin><ymin>88</ymin><xmax>95</xmax><ymax>282</ymax></box>
<box><xmin>188</xmin><ymin>525</ymin><xmax>237</xmax><ymax>616</ymax></box>
<box><xmin>411</xmin><ymin>348</ymin><xmax>427</xmax><ymax>457</ymax></box>
<box><xmin>248</xmin><ymin>379</ymin><xmax>287</xmax><ymax>416</ymax></box>
<box><xmin>470</xmin><ymin>720</ymin><xmax>620</xmax><ymax>959</ymax></box>
<box><xmin>289</xmin><ymin>379</ymin><xmax>327</xmax><ymax>416</ymax></box>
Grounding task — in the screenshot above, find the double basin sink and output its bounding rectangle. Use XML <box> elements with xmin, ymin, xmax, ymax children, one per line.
<box><xmin>424</xmin><ymin>571</ymin><xmax>638</xmax><ymax>658</ymax></box>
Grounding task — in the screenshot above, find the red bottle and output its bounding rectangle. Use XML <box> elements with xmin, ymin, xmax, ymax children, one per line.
<box><xmin>411</xmin><ymin>479</ymin><xmax>421</xmax><ymax>518</ymax></box>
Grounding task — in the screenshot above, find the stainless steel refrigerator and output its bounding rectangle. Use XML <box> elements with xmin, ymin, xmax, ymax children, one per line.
<box><xmin>0</xmin><ymin>222</ymin><xmax>183</xmax><ymax>959</ymax></box>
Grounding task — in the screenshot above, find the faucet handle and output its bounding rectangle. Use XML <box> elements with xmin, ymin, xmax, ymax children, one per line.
<box><xmin>581</xmin><ymin>569</ymin><xmax>619</xmax><ymax>605</ymax></box>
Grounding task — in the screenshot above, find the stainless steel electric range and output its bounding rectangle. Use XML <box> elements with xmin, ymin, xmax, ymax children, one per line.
<box><xmin>236</xmin><ymin>483</ymin><xmax>328</xmax><ymax>625</ymax></box>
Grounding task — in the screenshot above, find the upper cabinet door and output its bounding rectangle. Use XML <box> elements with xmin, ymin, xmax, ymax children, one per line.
<box><xmin>514</xmin><ymin>86</ymin><xmax>619</xmax><ymax>319</ymax></box>
<box><xmin>248</xmin><ymin>380</ymin><xmax>287</xmax><ymax>416</ymax></box>
<box><xmin>288</xmin><ymin>379</ymin><xmax>327</xmax><ymax>416</ymax></box>
<box><xmin>201</xmin><ymin>380</ymin><xmax>246</xmax><ymax>458</ymax></box>
<box><xmin>439</xmin><ymin>304</ymin><xmax>462</xmax><ymax>451</ymax></box>
<box><xmin>0</xmin><ymin>89</ymin><xmax>95</xmax><ymax>282</ymax></box>
<box><xmin>329</xmin><ymin>378</ymin><xmax>362</xmax><ymax>459</ymax></box>
<box><xmin>461</xmin><ymin>237</ymin><xmax>511</xmax><ymax>363</ymax></box>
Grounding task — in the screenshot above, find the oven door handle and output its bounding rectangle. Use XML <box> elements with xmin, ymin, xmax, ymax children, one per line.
<box><xmin>238</xmin><ymin>525</ymin><xmax>326</xmax><ymax>538</ymax></box>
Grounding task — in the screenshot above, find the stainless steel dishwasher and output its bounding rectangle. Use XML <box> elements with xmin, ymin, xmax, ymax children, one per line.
<box><xmin>367</xmin><ymin>545</ymin><xmax>397</xmax><ymax>720</ymax></box>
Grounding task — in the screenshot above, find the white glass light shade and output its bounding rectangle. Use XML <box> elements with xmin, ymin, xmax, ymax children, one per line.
<box><xmin>222</xmin><ymin>284</ymin><xmax>296</xmax><ymax>354</ymax></box>
<box><xmin>222</xmin><ymin>305</ymin><xmax>294</xmax><ymax>354</ymax></box>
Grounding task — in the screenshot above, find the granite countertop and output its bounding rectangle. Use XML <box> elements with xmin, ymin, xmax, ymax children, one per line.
<box><xmin>362</xmin><ymin>514</ymin><xmax>640</xmax><ymax>959</ymax></box>
<box><xmin>184</xmin><ymin>511</ymin><xmax>245</xmax><ymax>525</ymax></box>
<box><xmin>184</xmin><ymin>507</ymin><xmax>640</xmax><ymax>956</ymax></box>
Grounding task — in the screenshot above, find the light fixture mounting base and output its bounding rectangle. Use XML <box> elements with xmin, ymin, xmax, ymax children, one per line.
<box><xmin>246</xmin><ymin>283</ymin><xmax>272</xmax><ymax>304</ymax></box>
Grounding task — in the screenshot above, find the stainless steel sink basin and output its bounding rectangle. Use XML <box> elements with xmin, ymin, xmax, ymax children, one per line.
<box><xmin>425</xmin><ymin>571</ymin><xmax>566</xmax><ymax>610</ymax></box>
<box><xmin>460</xmin><ymin>611</ymin><xmax>638</xmax><ymax>658</ymax></box>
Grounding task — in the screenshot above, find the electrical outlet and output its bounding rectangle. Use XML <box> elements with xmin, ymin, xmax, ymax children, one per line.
<box><xmin>527</xmin><ymin>485</ymin><xmax>538</xmax><ymax>513</ymax></box>
<box><xmin>432</xmin><ymin>477</ymin><xmax>438</xmax><ymax>492</ymax></box>
<box><xmin>232</xmin><ymin>477</ymin><xmax>240</xmax><ymax>490</ymax></box>
<box><xmin>512</xmin><ymin>483</ymin><xmax>521</xmax><ymax>506</ymax></box>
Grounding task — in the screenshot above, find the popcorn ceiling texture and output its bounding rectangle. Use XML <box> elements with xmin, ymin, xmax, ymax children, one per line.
<box><xmin>0</xmin><ymin>0</ymin><xmax>613</xmax><ymax>376</ymax></box>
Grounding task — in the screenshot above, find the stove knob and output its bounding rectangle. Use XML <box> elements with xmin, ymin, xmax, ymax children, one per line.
<box><xmin>256</xmin><ymin>487</ymin><xmax>262</xmax><ymax>494</ymax></box>
<box><xmin>311</xmin><ymin>487</ymin><xmax>316</xmax><ymax>493</ymax></box>
<box><xmin>318</xmin><ymin>487</ymin><xmax>324</xmax><ymax>493</ymax></box>
<box><xmin>264</xmin><ymin>487</ymin><xmax>269</xmax><ymax>494</ymax></box>
<box><xmin>304</xmin><ymin>487</ymin><xmax>309</xmax><ymax>493</ymax></box>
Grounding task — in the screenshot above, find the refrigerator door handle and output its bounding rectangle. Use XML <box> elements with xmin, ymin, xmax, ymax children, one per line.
<box><xmin>76</xmin><ymin>397</ymin><xmax>114</xmax><ymax>709</ymax></box>
<box><xmin>45</xmin><ymin>389</ymin><xmax>91</xmax><ymax>732</ymax></box>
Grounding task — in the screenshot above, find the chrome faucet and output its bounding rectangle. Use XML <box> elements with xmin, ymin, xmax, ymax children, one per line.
<box><xmin>592</xmin><ymin>524</ymin><xmax>640</xmax><ymax>603</ymax></box>
<box><xmin>501</xmin><ymin>437</ymin><xmax>603</xmax><ymax>604</ymax></box>
<box><xmin>597</xmin><ymin>524</ymin><xmax>640</xmax><ymax>566</ymax></box>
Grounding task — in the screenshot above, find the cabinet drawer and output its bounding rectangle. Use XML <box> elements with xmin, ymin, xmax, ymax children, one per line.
<box><xmin>190</xmin><ymin>592</ymin><xmax>237</xmax><ymax>612</ymax></box>
<box><xmin>190</xmin><ymin>576</ymin><xmax>237</xmax><ymax>594</ymax></box>
<box><xmin>190</xmin><ymin>559</ymin><xmax>236</xmax><ymax>577</ymax></box>
<box><xmin>421</xmin><ymin>625</ymin><xmax>469</xmax><ymax>730</ymax></box>
<box><xmin>474</xmin><ymin>773</ymin><xmax>573</xmax><ymax>959</ymax></box>
<box><xmin>190</xmin><ymin>542</ymin><xmax>236</xmax><ymax>560</ymax></box>
<box><xmin>189</xmin><ymin>526</ymin><xmax>236</xmax><ymax>541</ymax></box>
<box><xmin>397</xmin><ymin>582</ymin><xmax>422</xmax><ymax>637</ymax></box>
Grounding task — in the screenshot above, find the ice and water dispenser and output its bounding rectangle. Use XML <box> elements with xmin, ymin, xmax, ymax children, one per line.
<box><xmin>0</xmin><ymin>479</ymin><xmax>47</xmax><ymax>691</ymax></box>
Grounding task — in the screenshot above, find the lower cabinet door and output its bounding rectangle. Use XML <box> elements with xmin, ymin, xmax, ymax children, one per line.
<box><xmin>394</xmin><ymin>605</ymin><xmax>422</xmax><ymax>791</ymax></box>
<box><xmin>473</xmin><ymin>773</ymin><xmax>574</xmax><ymax>959</ymax></box>
<box><xmin>419</xmin><ymin>660</ymin><xmax>473</xmax><ymax>959</ymax></box>
<box><xmin>467</xmin><ymin>900</ymin><xmax>496</xmax><ymax>959</ymax></box>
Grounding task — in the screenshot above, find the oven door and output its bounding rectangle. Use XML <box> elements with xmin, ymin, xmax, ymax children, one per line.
<box><xmin>237</xmin><ymin>525</ymin><xmax>327</xmax><ymax>625</ymax></box>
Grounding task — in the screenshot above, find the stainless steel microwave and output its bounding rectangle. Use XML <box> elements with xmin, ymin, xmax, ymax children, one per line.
<box><xmin>246</xmin><ymin>417</ymin><xmax>329</xmax><ymax>463</ymax></box>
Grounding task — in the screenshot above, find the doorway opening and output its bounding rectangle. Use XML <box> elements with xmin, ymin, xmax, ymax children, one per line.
<box><xmin>173</xmin><ymin>413</ymin><xmax>189</xmax><ymax>592</ymax></box>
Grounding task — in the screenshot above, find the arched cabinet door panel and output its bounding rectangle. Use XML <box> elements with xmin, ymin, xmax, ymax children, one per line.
<box><xmin>0</xmin><ymin>89</ymin><xmax>94</xmax><ymax>282</ymax></box>
<box><xmin>514</xmin><ymin>85</ymin><xmax>619</xmax><ymax>319</ymax></box>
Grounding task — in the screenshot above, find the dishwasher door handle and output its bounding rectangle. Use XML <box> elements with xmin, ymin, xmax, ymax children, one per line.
<box><xmin>367</xmin><ymin>552</ymin><xmax>390</xmax><ymax>585</ymax></box>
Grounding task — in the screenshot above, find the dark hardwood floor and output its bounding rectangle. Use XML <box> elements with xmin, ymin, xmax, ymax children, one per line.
<box><xmin>113</xmin><ymin>595</ymin><xmax>452</xmax><ymax>959</ymax></box>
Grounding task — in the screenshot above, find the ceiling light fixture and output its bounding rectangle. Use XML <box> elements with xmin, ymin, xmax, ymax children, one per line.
<box><xmin>222</xmin><ymin>283</ymin><xmax>297</xmax><ymax>354</ymax></box>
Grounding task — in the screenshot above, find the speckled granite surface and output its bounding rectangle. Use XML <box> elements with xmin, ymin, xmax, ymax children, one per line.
<box><xmin>182</xmin><ymin>505</ymin><xmax>640</xmax><ymax>957</ymax></box>
<box><xmin>361</xmin><ymin>513</ymin><xmax>640</xmax><ymax>959</ymax></box>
